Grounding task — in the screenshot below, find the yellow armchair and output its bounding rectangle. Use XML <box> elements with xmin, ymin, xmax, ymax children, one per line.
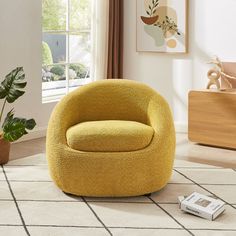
<box><xmin>46</xmin><ymin>79</ymin><xmax>175</xmax><ymax>197</ymax></box>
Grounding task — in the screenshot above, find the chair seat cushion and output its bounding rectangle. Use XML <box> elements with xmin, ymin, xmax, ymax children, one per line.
<box><xmin>66</xmin><ymin>120</ymin><xmax>154</xmax><ymax>152</ymax></box>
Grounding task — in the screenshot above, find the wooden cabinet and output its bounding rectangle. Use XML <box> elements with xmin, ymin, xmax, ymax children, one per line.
<box><xmin>188</xmin><ymin>90</ymin><xmax>236</xmax><ymax>149</ymax></box>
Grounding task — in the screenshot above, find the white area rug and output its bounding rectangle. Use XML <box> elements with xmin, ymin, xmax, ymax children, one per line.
<box><xmin>1</xmin><ymin>154</ymin><xmax>236</xmax><ymax>236</ymax></box>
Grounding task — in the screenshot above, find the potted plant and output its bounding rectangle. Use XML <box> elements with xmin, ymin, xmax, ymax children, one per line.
<box><xmin>0</xmin><ymin>67</ymin><xmax>36</xmax><ymax>164</ymax></box>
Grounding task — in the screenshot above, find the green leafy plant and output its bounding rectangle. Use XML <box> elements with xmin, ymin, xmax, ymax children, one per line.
<box><xmin>155</xmin><ymin>16</ymin><xmax>181</xmax><ymax>36</ymax></box>
<box><xmin>146</xmin><ymin>0</ymin><xmax>159</xmax><ymax>17</ymax></box>
<box><xmin>0</xmin><ymin>67</ymin><xmax>36</xmax><ymax>142</ymax></box>
<box><xmin>42</xmin><ymin>41</ymin><xmax>53</xmax><ymax>65</ymax></box>
<box><xmin>50</xmin><ymin>65</ymin><xmax>64</xmax><ymax>76</ymax></box>
<box><xmin>69</xmin><ymin>64</ymin><xmax>89</xmax><ymax>79</ymax></box>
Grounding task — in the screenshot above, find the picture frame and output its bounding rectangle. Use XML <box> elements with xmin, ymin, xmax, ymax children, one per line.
<box><xmin>136</xmin><ymin>0</ymin><xmax>188</xmax><ymax>53</ymax></box>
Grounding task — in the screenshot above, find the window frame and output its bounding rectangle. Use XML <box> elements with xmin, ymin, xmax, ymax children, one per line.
<box><xmin>42</xmin><ymin>0</ymin><xmax>92</xmax><ymax>103</ymax></box>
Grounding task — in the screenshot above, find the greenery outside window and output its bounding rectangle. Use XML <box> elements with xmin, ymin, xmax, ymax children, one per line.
<box><xmin>42</xmin><ymin>0</ymin><xmax>92</xmax><ymax>102</ymax></box>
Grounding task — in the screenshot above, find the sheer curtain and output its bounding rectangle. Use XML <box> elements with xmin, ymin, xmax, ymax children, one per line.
<box><xmin>91</xmin><ymin>0</ymin><xmax>110</xmax><ymax>81</ymax></box>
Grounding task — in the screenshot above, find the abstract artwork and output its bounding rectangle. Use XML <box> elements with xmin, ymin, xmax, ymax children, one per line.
<box><xmin>137</xmin><ymin>0</ymin><xmax>188</xmax><ymax>53</ymax></box>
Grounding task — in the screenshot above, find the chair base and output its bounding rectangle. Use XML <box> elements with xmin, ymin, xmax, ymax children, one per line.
<box><xmin>63</xmin><ymin>190</ymin><xmax>152</xmax><ymax>198</ymax></box>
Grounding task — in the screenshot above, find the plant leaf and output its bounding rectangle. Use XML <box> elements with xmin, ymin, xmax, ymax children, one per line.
<box><xmin>2</xmin><ymin>111</ymin><xmax>36</xmax><ymax>142</ymax></box>
<box><xmin>2</xmin><ymin>109</ymin><xmax>14</xmax><ymax>128</ymax></box>
<box><xmin>0</xmin><ymin>67</ymin><xmax>27</xmax><ymax>103</ymax></box>
<box><xmin>22</xmin><ymin>119</ymin><xmax>36</xmax><ymax>130</ymax></box>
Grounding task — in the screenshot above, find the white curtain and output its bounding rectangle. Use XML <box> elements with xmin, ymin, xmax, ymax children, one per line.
<box><xmin>91</xmin><ymin>0</ymin><xmax>110</xmax><ymax>81</ymax></box>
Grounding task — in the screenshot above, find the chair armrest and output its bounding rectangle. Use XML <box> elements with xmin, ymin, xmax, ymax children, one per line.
<box><xmin>147</xmin><ymin>94</ymin><xmax>175</xmax><ymax>137</ymax></box>
<box><xmin>47</xmin><ymin>89</ymin><xmax>82</xmax><ymax>145</ymax></box>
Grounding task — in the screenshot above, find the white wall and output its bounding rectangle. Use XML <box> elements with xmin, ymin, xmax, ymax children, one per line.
<box><xmin>0</xmin><ymin>0</ymin><xmax>55</xmax><ymax>140</ymax></box>
<box><xmin>124</xmin><ymin>0</ymin><xmax>236</xmax><ymax>130</ymax></box>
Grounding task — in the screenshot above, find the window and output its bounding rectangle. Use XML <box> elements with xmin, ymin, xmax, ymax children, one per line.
<box><xmin>42</xmin><ymin>0</ymin><xmax>92</xmax><ymax>102</ymax></box>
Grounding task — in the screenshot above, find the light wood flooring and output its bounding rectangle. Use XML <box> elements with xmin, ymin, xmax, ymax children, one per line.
<box><xmin>10</xmin><ymin>137</ymin><xmax>46</xmax><ymax>160</ymax></box>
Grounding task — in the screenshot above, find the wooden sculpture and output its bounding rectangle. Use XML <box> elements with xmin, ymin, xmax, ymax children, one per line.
<box><xmin>207</xmin><ymin>56</ymin><xmax>236</xmax><ymax>91</ymax></box>
<box><xmin>207</xmin><ymin>68</ymin><xmax>221</xmax><ymax>90</ymax></box>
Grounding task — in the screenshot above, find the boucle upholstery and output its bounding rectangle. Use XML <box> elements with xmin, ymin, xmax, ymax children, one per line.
<box><xmin>66</xmin><ymin>120</ymin><xmax>154</xmax><ymax>152</ymax></box>
<box><xmin>46</xmin><ymin>79</ymin><xmax>176</xmax><ymax>197</ymax></box>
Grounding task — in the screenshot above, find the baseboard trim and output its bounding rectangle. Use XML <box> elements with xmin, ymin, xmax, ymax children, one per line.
<box><xmin>175</xmin><ymin>122</ymin><xmax>188</xmax><ymax>133</ymax></box>
<box><xmin>15</xmin><ymin>126</ymin><xmax>47</xmax><ymax>143</ymax></box>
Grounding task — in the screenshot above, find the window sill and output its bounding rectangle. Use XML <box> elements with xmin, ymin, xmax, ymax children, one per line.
<box><xmin>42</xmin><ymin>78</ymin><xmax>92</xmax><ymax>104</ymax></box>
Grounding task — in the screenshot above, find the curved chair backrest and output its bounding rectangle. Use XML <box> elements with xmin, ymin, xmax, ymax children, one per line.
<box><xmin>64</xmin><ymin>79</ymin><xmax>159</xmax><ymax>124</ymax></box>
<box><xmin>48</xmin><ymin>79</ymin><xmax>172</xmax><ymax>146</ymax></box>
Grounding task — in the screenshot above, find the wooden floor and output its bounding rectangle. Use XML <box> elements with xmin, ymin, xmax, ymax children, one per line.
<box><xmin>10</xmin><ymin>137</ymin><xmax>46</xmax><ymax>160</ymax></box>
<box><xmin>10</xmin><ymin>134</ymin><xmax>236</xmax><ymax>168</ymax></box>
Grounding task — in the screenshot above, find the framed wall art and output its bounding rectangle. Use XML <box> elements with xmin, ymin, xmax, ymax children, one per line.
<box><xmin>137</xmin><ymin>0</ymin><xmax>188</xmax><ymax>53</ymax></box>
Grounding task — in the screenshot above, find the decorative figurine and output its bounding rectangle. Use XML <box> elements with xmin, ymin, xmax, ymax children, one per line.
<box><xmin>207</xmin><ymin>68</ymin><xmax>221</xmax><ymax>90</ymax></box>
<box><xmin>207</xmin><ymin>56</ymin><xmax>236</xmax><ymax>91</ymax></box>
